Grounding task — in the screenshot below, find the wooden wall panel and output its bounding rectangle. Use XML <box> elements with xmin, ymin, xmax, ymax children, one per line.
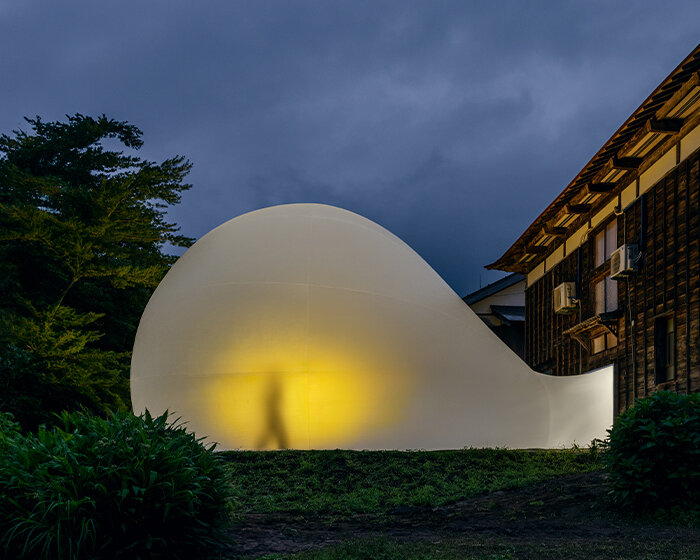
<box><xmin>525</xmin><ymin>150</ymin><xmax>700</xmax><ymax>412</ymax></box>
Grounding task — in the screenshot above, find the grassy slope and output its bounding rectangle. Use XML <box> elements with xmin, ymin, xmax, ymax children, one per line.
<box><xmin>275</xmin><ymin>536</ymin><xmax>700</xmax><ymax>560</ymax></box>
<box><xmin>220</xmin><ymin>448</ymin><xmax>602</xmax><ymax>516</ymax></box>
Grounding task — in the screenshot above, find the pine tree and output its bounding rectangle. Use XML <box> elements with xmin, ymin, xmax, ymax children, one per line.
<box><xmin>0</xmin><ymin>114</ymin><xmax>192</xmax><ymax>427</ymax></box>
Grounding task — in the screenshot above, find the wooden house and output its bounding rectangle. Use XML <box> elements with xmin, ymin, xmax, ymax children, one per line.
<box><xmin>489</xmin><ymin>45</ymin><xmax>700</xmax><ymax>412</ymax></box>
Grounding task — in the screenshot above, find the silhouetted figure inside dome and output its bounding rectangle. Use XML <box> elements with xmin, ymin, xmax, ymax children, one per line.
<box><xmin>256</xmin><ymin>373</ymin><xmax>288</xmax><ymax>450</ymax></box>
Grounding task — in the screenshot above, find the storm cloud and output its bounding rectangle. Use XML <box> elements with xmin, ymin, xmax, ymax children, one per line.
<box><xmin>1</xmin><ymin>1</ymin><xmax>698</xmax><ymax>293</ymax></box>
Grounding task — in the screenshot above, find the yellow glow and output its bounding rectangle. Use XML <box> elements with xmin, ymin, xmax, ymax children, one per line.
<box><xmin>206</xmin><ymin>340</ymin><xmax>410</xmax><ymax>449</ymax></box>
<box><xmin>132</xmin><ymin>204</ymin><xmax>615</xmax><ymax>450</ymax></box>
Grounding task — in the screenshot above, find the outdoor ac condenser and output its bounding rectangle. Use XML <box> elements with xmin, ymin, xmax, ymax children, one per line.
<box><xmin>553</xmin><ymin>282</ymin><xmax>577</xmax><ymax>314</ymax></box>
<box><xmin>610</xmin><ymin>244</ymin><xmax>638</xmax><ymax>279</ymax></box>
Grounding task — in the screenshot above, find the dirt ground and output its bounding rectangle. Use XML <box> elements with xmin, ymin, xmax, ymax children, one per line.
<box><xmin>223</xmin><ymin>471</ymin><xmax>699</xmax><ymax>558</ymax></box>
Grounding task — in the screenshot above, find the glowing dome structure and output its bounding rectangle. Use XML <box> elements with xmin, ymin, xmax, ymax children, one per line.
<box><xmin>131</xmin><ymin>204</ymin><xmax>612</xmax><ymax>450</ymax></box>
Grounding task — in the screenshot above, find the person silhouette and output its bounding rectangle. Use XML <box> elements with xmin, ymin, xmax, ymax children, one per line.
<box><xmin>255</xmin><ymin>373</ymin><xmax>289</xmax><ymax>450</ymax></box>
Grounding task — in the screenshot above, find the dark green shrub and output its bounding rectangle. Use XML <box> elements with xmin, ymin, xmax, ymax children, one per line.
<box><xmin>0</xmin><ymin>410</ymin><xmax>230</xmax><ymax>559</ymax></box>
<box><xmin>605</xmin><ymin>391</ymin><xmax>700</xmax><ymax>511</ymax></box>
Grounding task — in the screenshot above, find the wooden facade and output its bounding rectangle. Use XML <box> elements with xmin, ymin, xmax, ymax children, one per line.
<box><xmin>525</xmin><ymin>150</ymin><xmax>700</xmax><ymax>412</ymax></box>
<box><xmin>490</xmin><ymin>45</ymin><xmax>700</xmax><ymax>413</ymax></box>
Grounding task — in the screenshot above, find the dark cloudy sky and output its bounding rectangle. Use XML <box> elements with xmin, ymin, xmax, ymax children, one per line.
<box><xmin>2</xmin><ymin>2</ymin><xmax>698</xmax><ymax>294</ymax></box>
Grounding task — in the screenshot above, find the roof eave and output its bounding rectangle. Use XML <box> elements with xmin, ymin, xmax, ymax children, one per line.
<box><xmin>489</xmin><ymin>44</ymin><xmax>700</xmax><ymax>274</ymax></box>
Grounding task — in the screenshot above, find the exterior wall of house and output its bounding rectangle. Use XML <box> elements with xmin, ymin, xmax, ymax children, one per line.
<box><xmin>469</xmin><ymin>279</ymin><xmax>526</xmax><ymax>317</ymax></box>
<box><xmin>525</xmin><ymin>148</ymin><xmax>700</xmax><ymax>413</ymax></box>
<box><xmin>465</xmin><ymin>276</ymin><xmax>526</xmax><ymax>359</ymax></box>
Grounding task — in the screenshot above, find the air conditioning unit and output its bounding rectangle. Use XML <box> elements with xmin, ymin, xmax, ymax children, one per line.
<box><xmin>553</xmin><ymin>282</ymin><xmax>577</xmax><ymax>314</ymax></box>
<box><xmin>610</xmin><ymin>244</ymin><xmax>639</xmax><ymax>279</ymax></box>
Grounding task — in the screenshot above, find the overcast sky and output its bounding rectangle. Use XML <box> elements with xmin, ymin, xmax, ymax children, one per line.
<box><xmin>1</xmin><ymin>1</ymin><xmax>698</xmax><ymax>294</ymax></box>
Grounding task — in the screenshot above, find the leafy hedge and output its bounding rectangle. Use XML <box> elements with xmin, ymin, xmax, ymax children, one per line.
<box><xmin>0</xmin><ymin>410</ymin><xmax>230</xmax><ymax>559</ymax></box>
<box><xmin>605</xmin><ymin>391</ymin><xmax>700</xmax><ymax>511</ymax></box>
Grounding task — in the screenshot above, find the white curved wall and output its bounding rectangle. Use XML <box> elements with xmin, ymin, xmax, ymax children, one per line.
<box><xmin>131</xmin><ymin>204</ymin><xmax>613</xmax><ymax>450</ymax></box>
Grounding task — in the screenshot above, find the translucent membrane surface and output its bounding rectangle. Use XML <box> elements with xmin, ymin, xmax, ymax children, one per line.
<box><xmin>131</xmin><ymin>204</ymin><xmax>612</xmax><ymax>450</ymax></box>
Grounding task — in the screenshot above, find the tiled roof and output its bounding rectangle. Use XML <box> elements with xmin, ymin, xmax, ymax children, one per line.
<box><xmin>462</xmin><ymin>272</ymin><xmax>525</xmax><ymax>304</ymax></box>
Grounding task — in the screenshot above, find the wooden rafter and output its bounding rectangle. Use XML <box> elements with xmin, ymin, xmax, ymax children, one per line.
<box><xmin>611</xmin><ymin>156</ymin><xmax>643</xmax><ymax>170</ymax></box>
<box><xmin>585</xmin><ymin>182</ymin><xmax>616</xmax><ymax>194</ymax></box>
<box><xmin>565</xmin><ymin>203</ymin><xmax>591</xmax><ymax>215</ymax></box>
<box><xmin>542</xmin><ymin>224</ymin><xmax>567</xmax><ymax>237</ymax></box>
<box><xmin>657</xmin><ymin>71</ymin><xmax>700</xmax><ymax>118</ymax></box>
<box><xmin>526</xmin><ymin>245</ymin><xmax>549</xmax><ymax>256</ymax></box>
<box><xmin>649</xmin><ymin>118</ymin><xmax>684</xmax><ymax>133</ymax></box>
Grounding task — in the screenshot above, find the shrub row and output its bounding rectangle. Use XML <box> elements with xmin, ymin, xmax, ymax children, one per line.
<box><xmin>605</xmin><ymin>391</ymin><xmax>699</xmax><ymax>511</ymax></box>
<box><xmin>0</xmin><ymin>410</ymin><xmax>230</xmax><ymax>559</ymax></box>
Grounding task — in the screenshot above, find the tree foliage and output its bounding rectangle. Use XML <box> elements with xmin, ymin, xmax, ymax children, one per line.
<box><xmin>0</xmin><ymin>114</ymin><xmax>192</xmax><ymax>427</ymax></box>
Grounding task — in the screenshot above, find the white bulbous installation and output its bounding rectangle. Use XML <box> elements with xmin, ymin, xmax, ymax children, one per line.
<box><xmin>131</xmin><ymin>203</ymin><xmax>613</xmax><ymax>450</ymax></box>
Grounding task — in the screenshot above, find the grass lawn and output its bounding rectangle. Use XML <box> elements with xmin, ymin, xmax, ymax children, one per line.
<box><xmin>219</xmin><ymin>448</ymin><xmax>699</xmax><ymax>560</ymax></box>
<box><xmin>220</xmin><ymin>448</ymin><xmax>603</xmax><ymax>517</ymax></box>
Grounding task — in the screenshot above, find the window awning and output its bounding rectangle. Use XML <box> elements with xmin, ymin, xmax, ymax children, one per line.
<box><xmin>563</xmin><ymin>311</ymin><xmax>622</xmax><ymax>351</ymax></box>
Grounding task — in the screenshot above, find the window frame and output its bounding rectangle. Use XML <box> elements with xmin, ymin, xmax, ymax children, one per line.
<box><xmin>593</xmin><ymin>276</ymin><xmax>618</xmax><ymax>315</ymax></box>
<box><xmin>589</xmin><ymin>218</ymin><xmax>619</xmax><ymax>355</ymax></box>
<box><xmin>654</xmin><ymin>315</ymin><xmax>675</xmax><ymax>384</ymax></box>
<box><xmin>591</xmin><ymin>331</ymin><xmax>617</xmax><ymax>354</ymax></box>
<box><xmin>594</xmin><ymin>220</ymin><xmax>618</xmax><ymax>269</ymax></box>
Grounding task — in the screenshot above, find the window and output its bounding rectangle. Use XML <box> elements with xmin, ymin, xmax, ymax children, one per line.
<box><xmin>591</xmin><ymin>220</ymin><xmax>619</xmax><ymax>355</ymax></box>
<box><xmin>592</xmin><ymin>332</ymin><xmax>617</xmax><ymax>354</ymax></box>
<box><xmin>655</xmin><ymin>316</ymin><xmax>675</xmax><ymax>383</ymax></box>
<box><xmin>594</xmin><ymin>277</ymin><xmax>618</xmax><ymax>314</ymax></box>
<box><xmin>592</xmin><ymin>334</ymin><xmax>605</xmax><ymax>354</ymax></box>
<box><xmin>590</xmin><ymin>219</ymin><xmax>619</xmax><ymax>355</ymax></box>
<box><xmin>595</xmin><ymin>220</ymin><xmax>618</xmax><ymax>267</ymax></box>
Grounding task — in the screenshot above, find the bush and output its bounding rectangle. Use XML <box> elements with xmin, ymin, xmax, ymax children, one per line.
<box><xmin>604</xmin><ymin>391</ymin><xmax>700</xmax><ymax>511</ymax></box>
<box><xmin>0</xmin><ymin>410</ymin><xmax>230</xmax><ymax>559</ymax></box>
